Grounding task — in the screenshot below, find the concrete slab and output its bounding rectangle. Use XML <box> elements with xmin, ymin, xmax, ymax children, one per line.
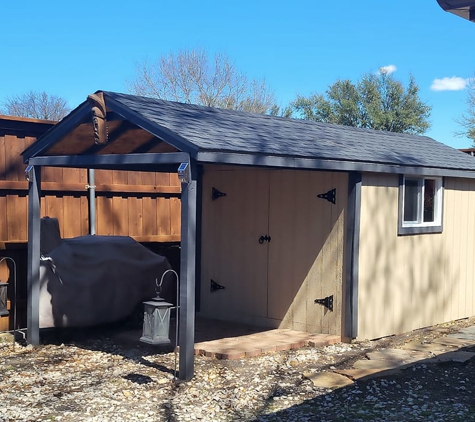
<box><xmin>303</xmin><ymin>371</ymin><xmax>354</xmax><ymax>389</ymax></box>
<box><xmin>336</xmin><ymin>368</ymin><xmax>402</xmax><ymax>381</ymax></box>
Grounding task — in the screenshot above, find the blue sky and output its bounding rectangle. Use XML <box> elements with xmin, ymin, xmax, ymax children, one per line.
<box><xmin>2</xmin><ymin>0</ymin><xmax>474</xmax><ymax>148</ymax></box>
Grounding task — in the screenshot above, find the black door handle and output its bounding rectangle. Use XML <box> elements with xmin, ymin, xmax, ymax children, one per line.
<box><xmin>259</xmin><ymin>235</ymin><xmax>271</xmax><ymax>244</ymax></box>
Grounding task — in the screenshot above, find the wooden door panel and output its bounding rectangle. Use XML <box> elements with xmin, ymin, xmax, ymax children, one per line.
<box><xmin>201</xmin><ymin>167</ymin><xmax>269</xmax><ymax>322</ymax></box>
<box><xmin>268</xmin><ymin>170</ymin><xmax>347</xmax><ymax>334</ymax></box>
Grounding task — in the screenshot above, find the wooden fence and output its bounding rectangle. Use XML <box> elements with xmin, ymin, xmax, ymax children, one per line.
<box><xmin>0</xmin><ymin>115</ymin><xmax>182</xmax><ymax>330</ymax></box>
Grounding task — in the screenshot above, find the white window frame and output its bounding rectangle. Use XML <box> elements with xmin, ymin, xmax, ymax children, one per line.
<box><xmin>398</xmin><ymin>175</ymin><xmax>443</xmax><ymax>235</ymax></box>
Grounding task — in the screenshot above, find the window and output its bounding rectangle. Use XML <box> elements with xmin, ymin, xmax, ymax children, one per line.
<box><xmin>398</xmin><ymin>176</ymin><xmax>443</xmax><ymax>235</ymax></box>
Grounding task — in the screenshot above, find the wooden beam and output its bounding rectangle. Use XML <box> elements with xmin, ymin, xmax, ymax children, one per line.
<box><xmin>131</xmin><ymin>235</ymin><xmax>180</xmax><ymax>243</ymax></box>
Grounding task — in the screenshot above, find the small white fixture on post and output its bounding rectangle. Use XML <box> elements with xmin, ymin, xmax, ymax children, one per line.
<box><xmin>178</xmin><ymin>162</ymin><xmax>190</xmax><ymax>184</ymax></box>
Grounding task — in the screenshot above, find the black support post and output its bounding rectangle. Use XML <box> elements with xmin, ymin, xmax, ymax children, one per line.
<box><xmin>344</xmin><ymin>172</ymin><xmax>361</xmax><ymax>340</ymax></box>
<box><xmin>178</xmin><ymin>161</ymin><xmax>197</xmax><ymax>381</ymax></box>
<box><xmin>27</xmin><ymin>165</ymin><xmax>42</xmax><ymax>345</ymax></box>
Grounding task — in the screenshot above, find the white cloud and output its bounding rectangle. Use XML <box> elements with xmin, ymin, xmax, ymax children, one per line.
<box><xmin>430</xmin><ymin>76</ymin><xmax>469</xmax><ymax>91</ymax></box>
<box><xmin>378</xmin><ymin>65</ymin><xmax>397</xmax><ymax>75</ymax></box>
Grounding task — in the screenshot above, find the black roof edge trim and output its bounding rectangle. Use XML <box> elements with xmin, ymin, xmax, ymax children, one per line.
<box><xmin>21</xmin><ymin>101</ymin><xmax>91</xmax><ymax>163</ymax></box>
<box><xmin>103</xmin><ymin>93</ymin><xmax>200</xmax><ymax>157</ymax></box>
<box><xmin>27</xmin><ymin>152</ymin><xmax>190</xmax><ymax>169</ymax></box>
<box><xmin>196</xmin><ymin>151</ymin><xmax>475</xmax><ymax>178</ymax></box>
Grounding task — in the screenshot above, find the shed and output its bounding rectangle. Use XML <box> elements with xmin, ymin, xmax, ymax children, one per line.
<box><xmin>23</xmin><ymin>91</ymin><xmax>475</xmax><ymax>380</ymax></box>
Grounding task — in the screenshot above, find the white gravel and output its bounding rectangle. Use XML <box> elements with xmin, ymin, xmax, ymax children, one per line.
<box><xmin>1</xmin><ymin>318</ymin><xmax>475</xmax><ymax>422</ymax></box>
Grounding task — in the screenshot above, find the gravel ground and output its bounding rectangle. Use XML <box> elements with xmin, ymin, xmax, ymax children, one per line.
<box><xmin>1</xmin><ymin>317</ymin><xmax>475</xmax><ymax>422</ymax></box>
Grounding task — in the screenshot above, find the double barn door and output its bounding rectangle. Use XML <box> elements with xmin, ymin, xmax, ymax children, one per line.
<box><xmin>200</xmin><ymin>166</ymin><xmax>347</xmax><ymax>334</ymax></box>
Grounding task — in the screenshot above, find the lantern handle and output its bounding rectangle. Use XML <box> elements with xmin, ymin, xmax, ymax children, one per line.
<box><xmin>157</xmin><ymin>268</ymin><xmax>180</xmax><ymax>381</ymax></box>
<box><xmin>155</xmin><ymin>277</ymin><xmax>162</xmax><ymax>298</ymax></box>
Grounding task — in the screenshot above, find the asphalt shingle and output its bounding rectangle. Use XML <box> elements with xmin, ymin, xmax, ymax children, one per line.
<box><xmin>105</xmin><ymin>91</ymin><xmax>475</xmax><ymax>172</ymax></box>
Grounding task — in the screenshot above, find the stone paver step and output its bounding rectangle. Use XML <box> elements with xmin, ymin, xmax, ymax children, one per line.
<box><xmin>432</xmin><ymin>337</ymin><xmax>475</xmax><ymax>348</ymax></box>
<box><xmin>366</xmin><ymin>348</ymin><xmax>430</xmax><ymax>364</ymax></box>
<box><xmin>402</xmin><ymin>340</ymin><xmax>458</xmax><ymax>355</ymax></box>
<box><xmin>353</xmin><ymin>359</ymin><xmax>403</xmax><ymax>370</ymax></box>
<box><xmin>298</xmin><ymin>327</ymin><xmax>475</xmax><ymax>390</ymax></box>
<box><xmin>194</xmin><ymin>331</ymin><xmax>341</xmax><ymax>360</ymax></box>
<box><xmin>303</xmin><ymin>371</ymin><xmax>354</xmax><ymax>388</ymax></box>
<box><xmin>421</xmin><ymin>350</ymin><xmax>475</xmax><ymax>364</ymax></box>
<box><xmin>335</xmin><ymin>367</ymin><xmax>402</xmax><ymax>381</ymax></box>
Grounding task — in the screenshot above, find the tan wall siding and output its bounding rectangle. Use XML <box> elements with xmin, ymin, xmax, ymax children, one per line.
<box><xmin>358</xmin><ymin>174</ymin><xmax>475</xmax><ymax>340</ymax></box>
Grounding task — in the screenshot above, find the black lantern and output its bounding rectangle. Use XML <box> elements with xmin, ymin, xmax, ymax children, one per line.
<box><xmin>0</xmin><ymin>281</ymin><xmax>8</xmax><ymax>316</ymax></box>
<box><xmin>139</xmin><ymin>296</ymin><xmax>174</xmax><ymax>345</ymax></box>
<box><xmin>140</xmin><ymin>270</ymin><xmax>179</xmax><ymax>346</ymax></box>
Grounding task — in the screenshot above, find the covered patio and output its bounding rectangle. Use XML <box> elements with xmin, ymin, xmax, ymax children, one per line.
<box><xmin>23</xmin><ymin>92</ymin><xmax>198</xmax><ymax>380</ymax></box>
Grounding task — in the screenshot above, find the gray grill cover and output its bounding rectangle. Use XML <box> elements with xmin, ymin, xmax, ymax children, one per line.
<box><xmin>39</xmin><ymin>235</ymin><xmax>171</xmax><ymax>328</ymax></box>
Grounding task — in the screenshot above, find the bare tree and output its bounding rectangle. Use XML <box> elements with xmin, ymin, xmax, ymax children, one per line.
<box><xmin>2</xmin><ymin>91</ymin><xmax>71</xmax><ymax>120</ymax></box>
<box><xmin>128</xmin><ymin>49</ymin><xmax>276</xmax><ymax>114</ymax></box>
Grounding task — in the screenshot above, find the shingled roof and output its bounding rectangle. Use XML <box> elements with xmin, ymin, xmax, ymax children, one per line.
<box><xmin>23</xmin><ymin>90</ymin><xmax>475</xmax><ymax>177</ymax></box>
<box><xmin>103</xmin><ymin>91</ymin><xmax>475</xmax><ymax>171</ymax></box>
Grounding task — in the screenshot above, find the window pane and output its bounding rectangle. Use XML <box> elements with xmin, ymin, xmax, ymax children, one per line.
<box><xmin>404</xmin><ymin>179</ymin><xmax>419</xmax><ymax>222</ymax></box>
<box><xmin>423</xmin><ymin>179</ymin><xmax>436</xmax><ymax>222</ymax></box>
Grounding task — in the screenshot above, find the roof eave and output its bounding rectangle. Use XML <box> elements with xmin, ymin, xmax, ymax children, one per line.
<box><xmin>196</xmin><ymin>151</ymin><xmax>475</xmax><ymax>178</ymax></box>
<box><xmin>22</xmin><ymin>101</ymin><xmax>91</xmax><ymax>163</ymax></box>
<box><xmin>437</xmin><ymin>0</ymin><xmax>475</xmax><ymax>21</ymax></box>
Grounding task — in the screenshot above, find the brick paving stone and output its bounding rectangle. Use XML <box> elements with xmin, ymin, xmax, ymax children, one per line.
<box><xmin>245</xmin><ymin>349</ymin><xmax>263</xmax><ymax>358</ymax></box>
<box><xmin>275</xmin><ymin>342</ymin><xmax>293</xmax><ymax>351</ymax></box>
<box><xmin>217</xmin><ymin>350</ymin><xmax>246</xmax><ymax>360</ymax></box>
<box><xmin>193</xmin><ymin>326</ymin><xmax>340</xmax><ymax>360</ymax></box>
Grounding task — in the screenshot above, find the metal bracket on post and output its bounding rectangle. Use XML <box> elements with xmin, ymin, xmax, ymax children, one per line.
<box><xmin>317</xmin><ymin>188</ymin><xmax>336</xmax><ymax>204</ymax></box>
<box><xmin>314</xmin><ymin>295</ymin><xmax>333</xmax><ymax>312</ymax></box>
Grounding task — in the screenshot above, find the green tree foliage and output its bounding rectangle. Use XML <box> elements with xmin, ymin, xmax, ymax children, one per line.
<box><xmin>292</xmin><ymin>73</ymin><xmax>431</xmax><ymax>134</ymax></box>
<box><xmin>457</xmin><ymin>77</ymin><xmax>475</xmax><ymax>145</ymax></box>
<box><xmin>128</xmin><ymin>48</ymin><xmax>276</xmax><ymax>114</ymax></box>
<box><xmin>1</xmin><ymin>91</ymin><xmax>70</xmax><ymax>120</ymax></box>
